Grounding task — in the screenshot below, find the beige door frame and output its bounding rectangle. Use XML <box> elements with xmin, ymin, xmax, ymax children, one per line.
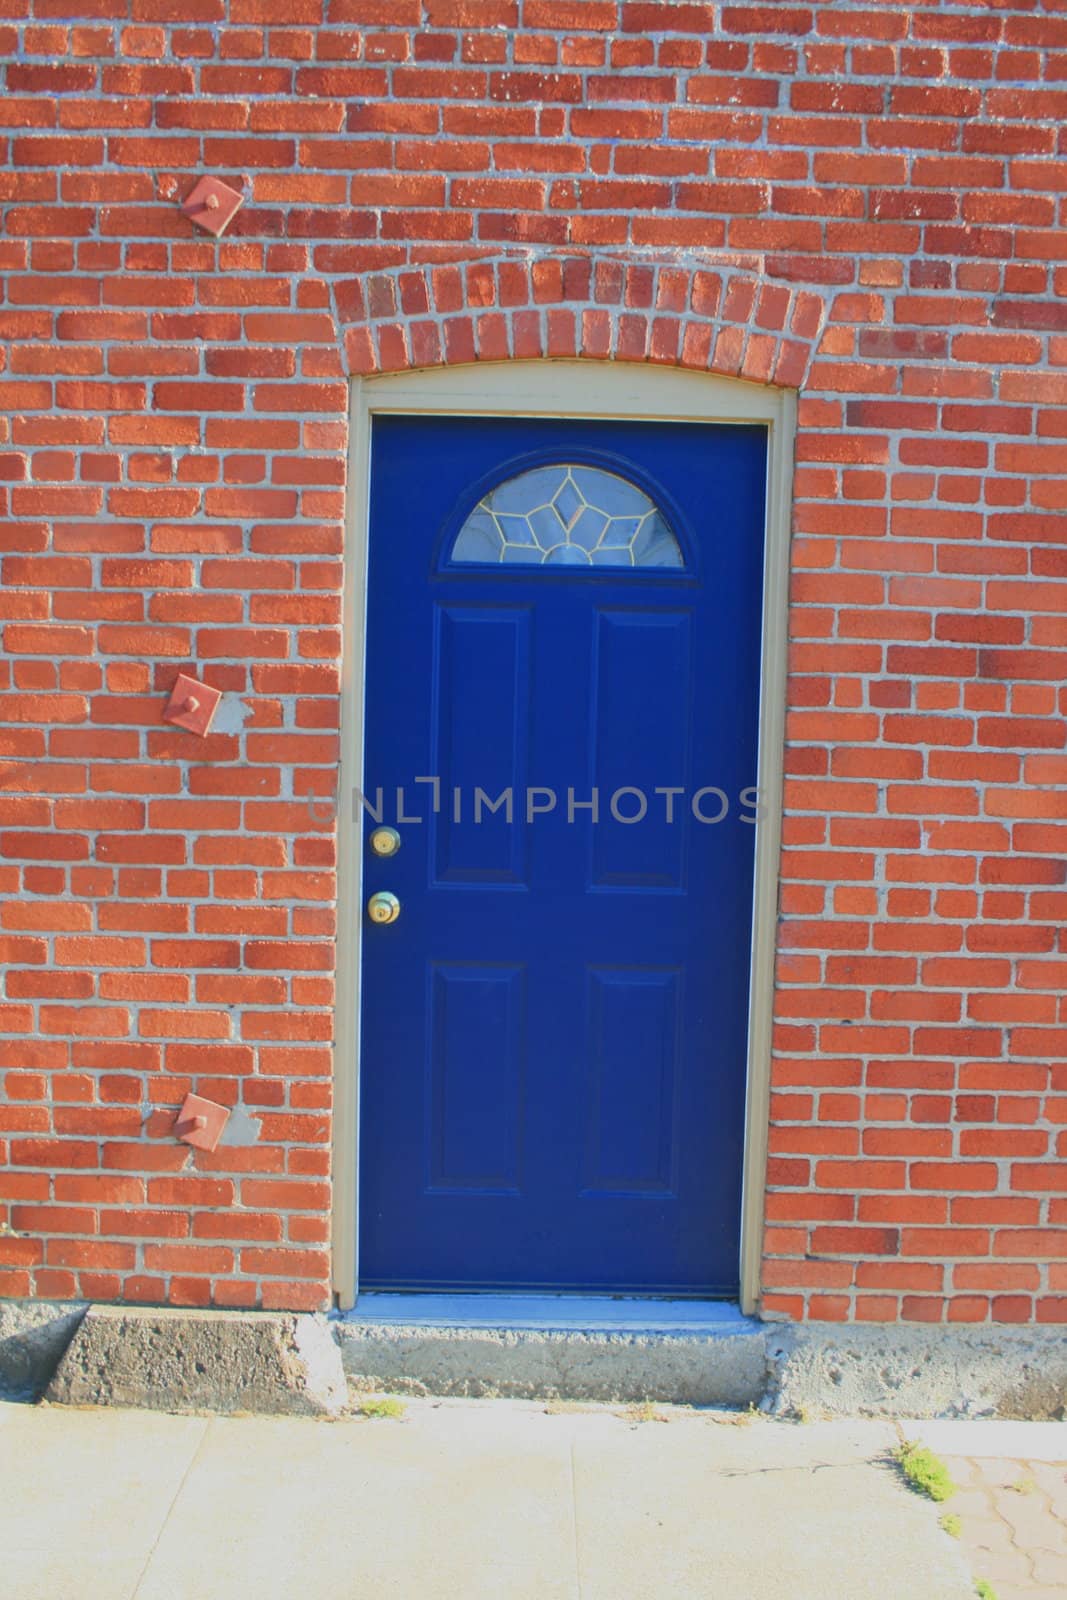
<box><xmin>334</xmin><ymin>361</ymin><xmax>796</xmax><ymax>1315</ymax></box>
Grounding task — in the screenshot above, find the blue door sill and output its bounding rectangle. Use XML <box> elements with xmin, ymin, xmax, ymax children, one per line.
<box><xmin>335</xmin><ymin>1293</ymin><xmax>755</xmax><ymax>1335</ymax></box>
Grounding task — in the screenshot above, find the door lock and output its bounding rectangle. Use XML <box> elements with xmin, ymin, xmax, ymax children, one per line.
<box><xmin>368</xmin><ymin>826</ymin><xmax>401</xmax><ymax>858</ymax></box>
<box><xmin>367</xmin><ymin>891</ymin><xmax>401</xmax><ymax>925</ymax></box>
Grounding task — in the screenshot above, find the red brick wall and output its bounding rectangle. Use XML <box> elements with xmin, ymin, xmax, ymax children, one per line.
<box><xmin>1</xmin><ymin>0</ymin><xmax>1065</xmax><ymax>1324</ymax></box>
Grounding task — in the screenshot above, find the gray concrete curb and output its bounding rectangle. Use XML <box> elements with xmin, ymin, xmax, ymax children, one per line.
<box><xmin>765</xmin><ymin>1322</ymin><xmax>1067</xmax><ymax>1420</ymax></box>
<box><xmin>2</xmin><ymin>1298</ymin><xmax>1065</xmax><ymax>1418</ymax></box>
<box><xmin>44</xmin><ymin>1306</ymin><xmax>347</xmax><ymax>1417</ymax></box>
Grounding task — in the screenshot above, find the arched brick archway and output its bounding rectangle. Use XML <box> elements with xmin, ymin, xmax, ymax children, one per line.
<box><xmin>334</xmin><ymin>249</ymin><xmax>827</xmax><ymax>1318</ymax></box>
<box><xmin>332</xmin><ymin>254</ymin><xmax>829</xmax><ymax>390</ymax></box>
<box><xmin>332</xmin><ymin>291</ymin><xmax>805</xmax><ymax>1315</ymax></box>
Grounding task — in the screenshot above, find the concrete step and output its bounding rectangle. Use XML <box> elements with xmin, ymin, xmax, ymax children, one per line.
<box><xmin>334</xmin><ymin>1294</ymin><xmax>768</xmax><ymax>1405</ymax></box>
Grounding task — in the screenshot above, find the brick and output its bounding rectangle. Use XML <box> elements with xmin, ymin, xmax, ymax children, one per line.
<box><xmin>0</xmin><ymin>3</ymin><xmax>1061</xmax><ymax>1326</ymax></box>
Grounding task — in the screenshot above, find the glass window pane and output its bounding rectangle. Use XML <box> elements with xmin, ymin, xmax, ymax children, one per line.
<box><xmin>450</xmin><ymin>464</ymin><xmax>684</xmax><ymax>569</ymax></box>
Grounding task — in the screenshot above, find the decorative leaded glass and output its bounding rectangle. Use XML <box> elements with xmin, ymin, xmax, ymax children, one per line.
<box><xmin>451</xmin><ymin>464</ymin><xmax>684</xmax><ymax>569</ymax></box>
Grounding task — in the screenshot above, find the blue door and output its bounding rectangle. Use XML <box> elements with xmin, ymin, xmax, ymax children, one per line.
<box><xmin>358</xmin><ymin>413</ymin><xmax>767</xmax><ymax>1295</ymax></box>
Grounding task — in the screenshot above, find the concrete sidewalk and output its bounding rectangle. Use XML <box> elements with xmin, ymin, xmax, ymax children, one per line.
<box><xmin>0</xmin><ymin>1398</ymin><xmax>978</xmax><ymax>1600</ymax></box>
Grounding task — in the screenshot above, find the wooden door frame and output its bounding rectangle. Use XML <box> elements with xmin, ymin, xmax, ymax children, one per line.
<box><xmin>335</xmin><ymin>361</ymin><xmax>797</xmax><ymax>1315</ymax></box>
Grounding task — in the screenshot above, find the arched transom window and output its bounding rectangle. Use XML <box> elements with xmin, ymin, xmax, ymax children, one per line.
<box><xmin>450</xmin><ymin>463</ymin><xmax>684</xmax><ymax>569</ymax></box>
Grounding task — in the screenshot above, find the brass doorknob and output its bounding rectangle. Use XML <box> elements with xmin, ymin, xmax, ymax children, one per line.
<box><xmin>367</xmin><ymin>891</ymin><xmax>400</xmax><ymax>925</ymax></box>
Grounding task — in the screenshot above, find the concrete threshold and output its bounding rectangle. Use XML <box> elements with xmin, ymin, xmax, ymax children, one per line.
<box><xmin>344</xmin><ymin>1292</ymin><xmax>751</xmax><ymax>1332</ymax></box>
<box><xmin>333</xmin><ymin>1294</ymin><xmax>767</xmax><ymax>1405</ymax></box>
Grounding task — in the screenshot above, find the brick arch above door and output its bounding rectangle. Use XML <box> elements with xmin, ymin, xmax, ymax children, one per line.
<box><xmin>332</xmin><ymin>255</ymin><xmax>831</xmax><ymax>390</ymax></box>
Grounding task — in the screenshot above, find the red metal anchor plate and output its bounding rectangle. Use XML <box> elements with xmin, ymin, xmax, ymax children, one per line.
<box><xmin>162</xmin><ymin>672</ymin><xmax>222</xmax><ymax>737</ymax></box>
<box><xmin>181</xmin><ymin>174</ymin><xmax>244</xmax><ymax>237</ymax></box>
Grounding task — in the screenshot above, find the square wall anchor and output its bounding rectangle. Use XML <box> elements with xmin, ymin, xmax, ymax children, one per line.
<box><xmin>181</xmin><ymin>175</ymin><xmax>244</xmax><ymax>237</ymax></box>
<box><xmin>174</xmin><ymin>1093</ymin><xmax>230</xmax><ymax>1154</ymax></box>
<box><xmin>163</xmin><ymin>671</ymin><xmax>222</xmax><ymax>737</ymax></box>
